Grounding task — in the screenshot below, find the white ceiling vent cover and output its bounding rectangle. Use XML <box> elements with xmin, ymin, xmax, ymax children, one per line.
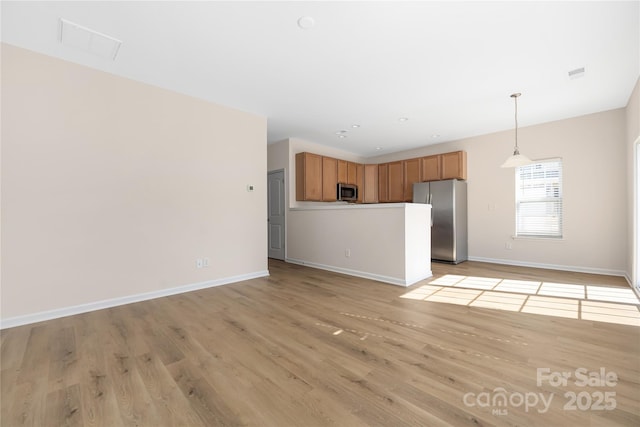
<box><xmin>568</xmin><ymin>67</ymin><xmax>586</xmax><ymax>80</ymax></box>
<box><xmin>59</xmin><ymin>18</ymin><xmax>122</xmax><ymax>60</ymax></box>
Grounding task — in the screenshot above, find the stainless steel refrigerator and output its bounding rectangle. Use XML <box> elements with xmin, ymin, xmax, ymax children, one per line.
<box><xmin>413</xmin><ymin>179</ymin><xmax>468</xmax><ymax>263</ymax></box>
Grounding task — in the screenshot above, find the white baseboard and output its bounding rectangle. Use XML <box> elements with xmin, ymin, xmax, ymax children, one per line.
<box><xmin>468</xmin><ymin>256</ymin><xmax>627</xmax><ymax>278</ymax></box>
<box><xmin>286</xmin><ymin>258</ymin><xmax>432</xmax><ymax>287</ymax></box>
<box><xmin>0</xmin><ymin>270</ymin><xmax>270</xmax><ymax>330</ymax></box>
<box><xmin>624</xmin><ymin>272</ymin><xmax>632</xmax><ymax>287</ymax></box>
<box><xmin>625</xmin><ymin>273</ymin><xmax>640</xmax><ymax>299</ymax></box>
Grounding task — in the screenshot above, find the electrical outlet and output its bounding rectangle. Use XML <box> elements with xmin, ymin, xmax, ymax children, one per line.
<box><xmin>203</xmin><ymin>257</ymin><xmax>210</xmax><ymax>267</ymax></box>
<box><xmin>196</xmin><ymin>258</ymin><xmax>203</xmax><ymax>268</ymax></box>
<box><xmin>505</xmin><ymin>242</ymin><xmax>513</xmax><ymax>250</ymax></box>
<box><xmin>345</xmin><ymin>249</ymin><xmax>351</xmax><ymax>258</ymax></box>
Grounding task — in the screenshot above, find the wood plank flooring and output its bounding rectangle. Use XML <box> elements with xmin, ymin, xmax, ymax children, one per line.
<box><xmin>1</xmin><ymin>260</ymin><xmax>639</xmax><ymax>426</ymax></box>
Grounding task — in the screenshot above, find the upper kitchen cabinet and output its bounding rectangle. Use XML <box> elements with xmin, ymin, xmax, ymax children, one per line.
<box><xmin>403</xmin><ymin>158</ymin><xmax>421</xmax><ymax>202</ymax></box>
<box><xmin>421</xmin><ymin>155</ymin><xmax>441</xmax><ymax>182</ymax></box>
<box><xmin>322</xmin><ymin>156</ymin><xmax>338</xmax><ymax>201</ymax></box>
<box><xmin>337</xmin><ymin>160</ymin><xmax>348</xmax><ymax>183</ymax></box>
<box><xmin>420</xmin><ymin>151</ymin><xmax>467</xmax><ymax>181</ymax></box>
<box><xmin>356</xmin><ymin>164</ymin><xmax>364</xmax><ymax>203</ymax></box>
<box><xmin>378</xmin><ymin>161</ymin><xmax>405</xmax><ymax>202</ymax></box>
<box><xmin>357</xmin><ymin>164</ymin><xmax>378</xmax><ymax>204</ymax></box>
<box><xmin>388</xmin><ymin>161</ymin><xmax>404</xmax><ymax>202</ymax></box>
<box><xmin>296</xmin><ymin>152</ymin><xmax>323</xmax><ymax>201</ymax></box>
<box><xmin>337</xmin><ymin>160</ymin><xmax>357</xmax><ymax>185</ymax></box>
<box><xmin>347</xmin><ymin>162</ymin><xmax>358</xmax><ymax>185</ymax></box>
<box><xmin>363</xmin><ymin>164</ymin><xmax>379</xmax><ymax>203</ymax></box>
<box><xmin>378</xmin><ymin>163</ymin><xmax>389</xmax><ymax>203</ymax></box>
<box><xmin>441</xmin><ymin>151</ymin><xmax>467</xmax><ymax>180</ymax></box>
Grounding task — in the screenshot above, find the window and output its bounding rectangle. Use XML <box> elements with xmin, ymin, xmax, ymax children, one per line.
<box><xmin>515</xmin><ymin>159</ymin><xmax>563</xmax><ymax>238</ymax></box>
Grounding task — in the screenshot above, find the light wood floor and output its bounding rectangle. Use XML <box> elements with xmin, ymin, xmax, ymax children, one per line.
<box><xmin>2</xmin><ymin>260</ymin><xmax>639</xmax><ymax>426</ymax></box>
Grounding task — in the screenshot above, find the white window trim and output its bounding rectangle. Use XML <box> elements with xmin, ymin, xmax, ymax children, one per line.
<box><xmin>515</xmin><ymin>158</ymin><xmax>563</xmax><ymax>239</ymax></box>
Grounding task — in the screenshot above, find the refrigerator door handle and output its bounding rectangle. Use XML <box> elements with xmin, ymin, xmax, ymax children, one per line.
<box><xmin>429</xmin><ymin>193</ymin><xmax>434</xmax><ymax>226</ymax></box>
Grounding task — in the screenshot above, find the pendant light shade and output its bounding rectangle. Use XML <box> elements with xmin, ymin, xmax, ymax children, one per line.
<box><xmin>501</xmin><ymin>93</ymin><xmax>532</xmax><ymax>168</ymax></box>
<box><xmin>501</xmin><ymin>149</ymin><xmax>532</xmax><ymax>168</ymax></box>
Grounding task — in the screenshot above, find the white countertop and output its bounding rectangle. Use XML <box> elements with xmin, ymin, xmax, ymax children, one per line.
<box><xmin>290</xmin><ymin>202</ymin><xmax>431</xmax><ymax>211</ymax></box>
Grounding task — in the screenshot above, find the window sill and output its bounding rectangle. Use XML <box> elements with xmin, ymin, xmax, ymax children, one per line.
<box><xmin>511</xmin><ymin>235</ymin><xmax>564</xmax><ymax>241</ymax></box>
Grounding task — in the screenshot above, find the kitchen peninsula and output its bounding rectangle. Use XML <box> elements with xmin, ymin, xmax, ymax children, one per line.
<box><xmin>287</xmin><ymin>203</ymin><xmax>432</xmax><ymax>286</ymax></box>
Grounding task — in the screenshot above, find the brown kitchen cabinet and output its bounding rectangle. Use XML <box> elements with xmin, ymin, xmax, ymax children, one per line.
<box><xmin>322</xmin><ymin>156</ymin><xmax>338</xmax><ymax>201</ymax></box>
<box><xmin>441</xmin><ymin>151</ymin><xmax>467</xmax><ymax>180</ymax></box>
<box><xmin>363</xmin><ymin>164</ymin><xmax>378</xmax><ymax>203</ymax></box>
<box><xmin>388</xmin><ymin>161</ymin><xmax>404</xmax><ymax>202</ymax></box>
<box><xmin>298</xmin><ymin>150</ymin><xmax>467</xmax><ymax>203</ymax></box>
<box><xmin>356</xmin><ymin>164</ymin><xmax>364</xmax><ymax>203</ymax></box>
<box><xmin>421</xmin><ymin>154</ymin><xmax>441</xmax><ymax>182</ymax></box>
<box><xmin>296</xmin><ymin>152</ymin><xmax>323</xmax><ymax>201</ymax></box>
<box><xmin>337</xmin><ymin>160</ymin><xmax>358</xmax><ymax>185</ymax></box>
<box><xmin>378</xmin><ymin>163</ymin><xmax>389</xmax><ymax>202</ymax></box>
<box><xmin>347</xmin><ymin>162</ymin><xmax>357</xmax><ymax>185</ymax></box>
<box><xmin>357</xmin><ymin>164</ymin><xmax>378</xmax><ymax>204</ymax></box>
<box><xmin>420</xmin><ymin>151</ymin><xmax>467</xmax><ymax>181</ymax></box>
<box><xmin>337</xmin><ymin>160</ymin><xmax>348</xmax><ymax>183</ymax></box>
<box><xmin>378</xmin><ymin>161</ymin><xmax>404</xmax><ymax>202</ymax></box>
<box><xmin>403</xmin><ymin>158</ymin><xmax>421</xmax><ymax>202</ymax></box>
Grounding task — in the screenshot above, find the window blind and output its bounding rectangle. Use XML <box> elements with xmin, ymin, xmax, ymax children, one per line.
<box><xmin>515</xmin><ymin>159</ymin><xmax>563</xmax><ymax>238</ymax></box>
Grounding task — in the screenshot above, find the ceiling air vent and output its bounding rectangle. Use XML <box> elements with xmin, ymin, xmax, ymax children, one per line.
<box><xmin>59</xmin><ymin>18</ymin><xmax>122</xmax><ymax>61</ymax></box>
<box><xmin>568</xmin><ymin>67</ymin><xmax>585</xmax><ymax>80</ymax></box>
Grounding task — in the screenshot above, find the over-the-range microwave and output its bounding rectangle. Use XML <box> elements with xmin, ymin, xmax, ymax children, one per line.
<box><xmin>337</xmin><ymin>183</ymin><xmax>358</xmax><ymax>202</ymax></box>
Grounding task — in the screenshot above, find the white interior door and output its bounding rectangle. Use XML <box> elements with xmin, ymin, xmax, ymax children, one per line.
<box><xmin>268</xmin><ymin>169</ymin><xmax>286</xmax><ymax>260</ymax></box>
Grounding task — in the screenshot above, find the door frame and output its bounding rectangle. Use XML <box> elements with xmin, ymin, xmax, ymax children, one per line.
<box><xmin>267</xmin><ymin>168</ymin><xmax>286</xmax><ymax>261</ymax></box>
<box><xmin>634</xmin><ymin>137</ymin><xmax>640</xmax><ymax>294</ymax></box>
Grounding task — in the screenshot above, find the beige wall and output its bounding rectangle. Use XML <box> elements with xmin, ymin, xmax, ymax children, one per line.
<box><xmin>1</xmin><ymin>44</ymin><xmax>268</xmax><ymax>323</ymax></box>
<box><xmin>626</xmin><ymin>77</ymin><xmax>640</xmax><ymax>286</ymax></box>
<box><xmin>368</xmin><ymin>109</ymin><xmax>628</xmax><ymax>275</ymax></box>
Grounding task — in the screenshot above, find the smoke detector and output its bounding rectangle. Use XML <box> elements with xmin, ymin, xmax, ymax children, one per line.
<box><xmin>297</xmin><ymin>16</ymin><xmax>315</xmax><ymax>30</ymax></box>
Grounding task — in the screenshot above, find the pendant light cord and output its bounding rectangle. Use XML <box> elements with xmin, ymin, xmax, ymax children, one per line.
<box><xmin>511</xmin><ymin>93</ymin><xmax>521</xmax><ymax>154</ymax></box>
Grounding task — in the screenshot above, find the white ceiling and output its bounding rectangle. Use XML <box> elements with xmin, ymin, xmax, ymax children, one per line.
<box><xmin>2</xmin><ymin>1</ymin><xmax>639</xmax><ymax>157</ymax></box>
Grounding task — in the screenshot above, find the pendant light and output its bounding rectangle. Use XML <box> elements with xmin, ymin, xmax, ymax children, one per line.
<box><xmin>501</xmin><ymin>92</ymin><xmax>533</xmax><ymax>168</ymax></box>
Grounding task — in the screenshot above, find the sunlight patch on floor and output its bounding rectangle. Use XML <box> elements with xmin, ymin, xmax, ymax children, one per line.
<box><xmin>521</xmin><ymin>296</ymin><xmax>579</xmax><ymax>319</ymax></box>
<box><xmin>586</xmin><ymin>285</ymin><xmax>639</xmax><ymax>304</ymax></box>
<box><xmin>424</xmin><ymin>288</ymin><xmax>482</xmax><ymax>305</ymax></box>
<box><xmin>400</xmin><ymin>275</ymin><xmax>640</xmax><ymax>327</ymax></box>
<box><xmin>456</xmin><ymin>276</ymin><xmax>502</xmax><ymax>290</ymax></box>
<box><xmin>493</xmin><ymin>279</ymin><xmax>541</xmax><ymax>294</ymax></box>
<box><xmin>581</xmin><ymin>301</ymin><xmax>640</xmax><ymax>326</ymax></box>
<box><xmin>428</xmin><ymin>274</ymin><xmax>466</xmax><ymax>286</ymax></box>
<box><xmin>469</xmin><ymin>291</ymin><xmax>527</xmax><ymax>311</ymax></box>
<box><xmin>400</xmin><ymin>285</ymin><xmax>443</xmax><ymax>300</ymax></box>
<box><xmin>538</xmin><ymin>282</ymin><xmax>585</xmax><ymax>299</ymax></box>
